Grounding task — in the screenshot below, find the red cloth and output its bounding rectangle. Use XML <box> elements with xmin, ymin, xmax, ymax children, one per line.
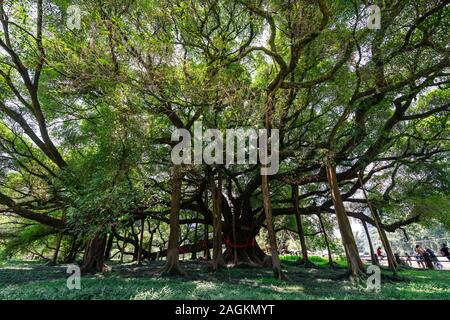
<box><xmin>223</xmin><ymin>235</ymin><xmax>256</xmax><ymax>249</ymax></box>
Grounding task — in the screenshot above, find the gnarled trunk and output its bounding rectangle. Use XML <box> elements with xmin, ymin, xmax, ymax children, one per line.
<box><xmin>223</xmin><ymin>233</ymin><xmax>268</xmax><ymax>267</ymax></box>
<box><xmin>81</xmin><ymin>234</ymin><xmax>107</xmax><ymax>273</ymax></box>
<box><xmin>220</xmin><ymin>188</ymin><xmax>270</xmax><ymax>267</ymax></box>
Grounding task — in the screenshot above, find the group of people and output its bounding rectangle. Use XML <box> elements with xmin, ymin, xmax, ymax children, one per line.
<box><xmin>409</xmin><ymin>243</ymin><xmax>450</xmax><ymax>269</ymax></box>
<box><xmin>376</xmin><ymin>243</ymin><xmax>450</xmax><ymax>269</ymax></box>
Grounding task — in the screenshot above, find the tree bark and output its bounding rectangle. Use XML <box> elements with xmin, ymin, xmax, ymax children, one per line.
<box><xmin>147</xmin><ymin>220</ymin><xmax>154</xmax><ymax>263</ymax></box>
<box><xmin>161</xmin><ymin>165</ymin><xmax>186</xmax><ymax>276</ymax></box>
<box><xmin>261</xmin><ymin>173</ymin><xmax>285</xmax><ymax>279</ymax></box>
<box><xmin>326</xmin><ymin>156</ymin><xmax>365</xmax><ymax>277</ymax></box>
<box><xmin>361</xmin><ymin>219</ymin><xmax>379</xmax><ymax>266</ymax></box>
<box><xmin>81</xmin><ymin>234</ymin><xmax>107</xmax><ymax>273</ymax></box>
<box><xmin>119</xmin><ymin>230</ymin><xmax>127</xmax><ymax>263</ymax></box>
<box><xmin>104</xmin><ymin>232</ymin><xmax>114</xmax><ymax>261</ymax></box>
<box><xmin>137</xmin><ymin>217</ymin><xmax>145</xmax><ymax>265</ymax></box>
<box><xmin>358</xmin><ymin>173</ymin><xmax>397</xmax><ymax>273</ymax></box>
<box><xmin>377</xmin><ymin>221</ymin><xmax>398</xmax><ymax>272</ymax></box>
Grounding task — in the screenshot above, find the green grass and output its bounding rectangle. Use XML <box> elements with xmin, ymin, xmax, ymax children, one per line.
<box><xmin>280</xmin><ymin>255</ymin><xmax>348</xmax><ymax>268</ymax></box>
<box><xmin>0</xmin><ymin>257</ymin><xmax>448</xmax><ymax>300</ymax></box>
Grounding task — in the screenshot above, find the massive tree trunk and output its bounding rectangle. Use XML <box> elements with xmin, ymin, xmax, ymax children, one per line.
<box><xmin>358</xmin><ymin>173</ymin><xmax>397</xmax><ymax>273</ymax></box>
<box><xmin>220</xmin><ymin>182</ymin><xmax>270</xmax><ymax>267</ymax></box>
<box><xmin>292</xmin><ymin>185</ymin><xmax>313</xmax><ymax>267</ymax></box>
<box><xmin>326</xmin><ymin>157</ymin><xmax>365</xmax><ymax>277</ymax></box>
<box><xmin>222</xmin><ymin>228</ymin><xmax>267</xmax><ymax>266</ymax></box>
<box><xmin>161</xmin><ymin>165</ymin><xmax>186</xmax><ymax>276</ymax></box>
<box><xmin>81</xmin><ymin>234</ymin><xmax>107</xmax><ymax>273</ymax></box>
<box><xmin>212</xmin><ymin>172</ymin><xmax>225</xmax><ymax>270</ymax></box>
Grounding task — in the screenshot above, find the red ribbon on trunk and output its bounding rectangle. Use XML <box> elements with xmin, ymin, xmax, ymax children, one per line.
<box><xmin>223</xmin><ymin>235</ymin><xmax>256</xmax><ymax>249</ymax></box>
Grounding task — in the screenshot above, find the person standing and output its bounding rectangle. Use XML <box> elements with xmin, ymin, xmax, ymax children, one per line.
<box><xmin>415</xmin><ymin>245</ymin><xmax>426</xmax><ymax>269</ymax></box>
<box><xmin>377</xmin><ymin>247</ymin><xmax>384</xmax><ymax>261</ymax></box>
<box><xmin>440</xmin><ymin>243</ymin><xmax>450</xmax><ymax>261</ymax></box>
<box><xmin>426</xmin><ymin>248</ymin><xmax>443</xmax><ymax>270</ymax></box>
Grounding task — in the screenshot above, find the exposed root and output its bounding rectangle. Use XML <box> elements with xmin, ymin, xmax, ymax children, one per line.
<box><xmin>297</xmin><ymin>258</ymin><xmax>317</xmax><ymax>268</ymax></box>
<box><xmin>273</xmin><ymin>267</ymin><xmax>287</xmax><ymax>280</ymax></box>
<box><xmin>160</xmin><ymin>259</ymin><xmax>187</xmax><ymax>277</ymax></box>
<box><xmin>348</xmin><ymin>270</ymin><xmax>368</xmax><ymax>283</ymax></box>
<box><xmin>226</xmin><ymin>261</ymin><xmax>261</xmax><ymax>269</ymax></box>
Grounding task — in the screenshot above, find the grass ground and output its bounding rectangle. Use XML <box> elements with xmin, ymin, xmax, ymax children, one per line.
<box><xmin>0</xmin><ymin>256</ymin><xmax>449</xmax><ymax>300</ymax></box>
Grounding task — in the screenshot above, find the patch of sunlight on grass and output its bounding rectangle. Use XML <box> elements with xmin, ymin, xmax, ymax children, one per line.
<box><xmin>341</xmin><ymin>285</ymin><xmax>358</xmax><ymax>292</ymax></box>
<box><xmin>132</xmin><ymin>286</ymin><xmax>173</xmax><ymax>300</ymax></box>
<box><xmin>397</xmin><ymin>283</ymin><xmax>448</xmax><ymax>294</ymax></box>
<box><xmin>272</xmin><ymin>285</ymin><xmax>304</xmax><ymax>293</ymax></box>
<box><xmin>238</xmin><ymin>278</ymin><xmax>259</xmax><ymax>286</ymax></box>
<box><xmin>3</xmin><ymin>266</ymin><xmax>33</xmax><ymax>270</ymax></box>
<box><xmin>316</xmin><ymin>278</ymin><xmax>334</xmax><ymax>283</ymax></box>
<box><xmin>194</xmin><ymin>281</ymin><xmax>218</xmax><ymax>291</ymax></box>
<box><xmin>306</xmin><ymin>268</ymin><xmax>319</xmax><ymax>274</ymax></box>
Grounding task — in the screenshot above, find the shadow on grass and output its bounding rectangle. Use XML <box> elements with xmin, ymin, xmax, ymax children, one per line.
<box><xmin>0</xmin><ymin>259</ymin><xmax>448</xmax><ymax>300</ymax></box>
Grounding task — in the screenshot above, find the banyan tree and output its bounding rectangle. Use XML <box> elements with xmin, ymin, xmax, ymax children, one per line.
<box><xmin>0</xmin><ymin>0</ymin><xmax>448</xmax><ymax>279</ymax></box>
